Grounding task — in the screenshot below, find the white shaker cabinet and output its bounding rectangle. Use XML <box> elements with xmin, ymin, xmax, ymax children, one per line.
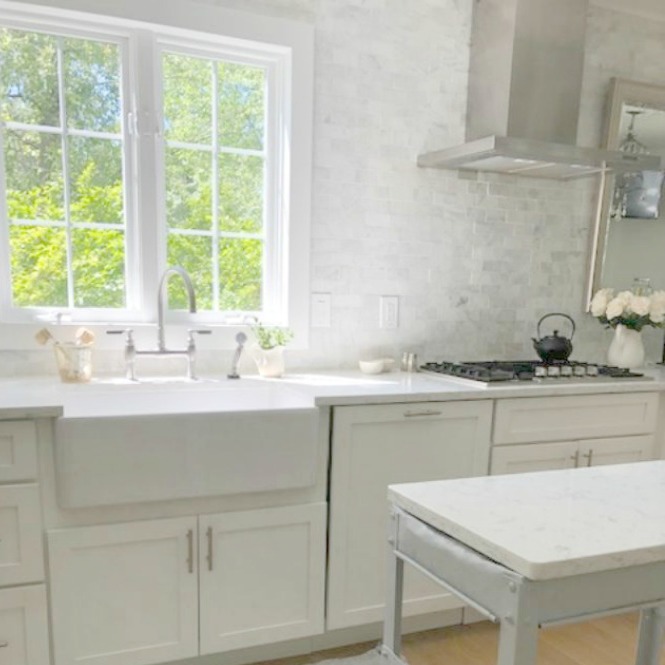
<box><xmin>48</xmin><ymin>504</ymin><xmax>326</xmax><ymax>665</ymax></box>
<box><xmin>327</xmin><ymin>400</ymin><xmax>492</xmax><ymax>630</ymax></box>
<box><xmin>48</xmin><ymin>517</ymin><xmax>199</xmax><ymax>665</ymax></box>
<box><xmin>490</xmin><ymin>435</ymin><xmax>655</xmax><ymax>475</ymax></box>
<box><xmin>199</xmin><ymin>503</ymin><xmax>326</xmax><ymax>654</ymax></box>
<box><xmin>0</xmin><ymin>585</ymin><xmax>50</xmax><ymax>665</ymax></box>
<box><xmin>0</xmin><ymin>484</ymin><xmax>44</xmax><ymax>587</ymax></box>
<box><xmin>0</xmin><ymin>421</ymin><xmax>37</xmax><ymax>483</ymax></box>
<box><xmin>0</xmin><ymin>418</ymin><xmax>49</xmax><ymax>665</ymax></box>
<box><xmin>490</xmin><ymin>393</ymin><xmax>658</xmax><ymax>475</ymax></box>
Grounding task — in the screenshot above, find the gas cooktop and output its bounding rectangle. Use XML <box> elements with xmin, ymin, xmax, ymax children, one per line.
<box><xmin>419</xmin><ymin>360</ymin><xmax>650</xmax><ymax>384</ymax></box>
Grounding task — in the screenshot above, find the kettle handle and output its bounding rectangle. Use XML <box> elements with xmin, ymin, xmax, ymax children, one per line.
<box><xmin>537</xmin><ymin>313</ymin><xmax>576</xmax><ymax>340</ymax></box>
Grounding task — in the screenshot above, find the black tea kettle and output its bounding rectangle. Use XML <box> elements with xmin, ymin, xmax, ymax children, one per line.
<box><xmin>532</xmin><ymin>313</ymin><xmax>575</xmax><ymax>363</ymax></box>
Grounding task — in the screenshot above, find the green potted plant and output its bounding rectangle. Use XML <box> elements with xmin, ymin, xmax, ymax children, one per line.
<box><xmin>251</xmin><ymin>324</ymin><xmax>294</xmax><ymax>378</ymax></box>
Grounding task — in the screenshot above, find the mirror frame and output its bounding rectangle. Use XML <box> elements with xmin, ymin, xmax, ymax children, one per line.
<box><xmin>586</xmin><ymin>77</ymin><xmax>665</xmax><ymax>309</ymax></box>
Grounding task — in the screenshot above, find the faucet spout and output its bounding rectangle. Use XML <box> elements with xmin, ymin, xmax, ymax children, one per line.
<box><xmin>157</xmin><ymin>267</ymin><xmax>196</xmax><ymax>351</ymax></box>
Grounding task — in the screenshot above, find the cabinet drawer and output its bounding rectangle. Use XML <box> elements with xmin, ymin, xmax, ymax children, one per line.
<box><xmin>0</xmin><ymin>422</ymin><xmax>37</xmax><ymax>483</ymax></box>
<box><xmin>0</xmin><ymin>584</ymin><xmax>49</xmax><ymax>665</ymax></box>
<box><xmin>0</xmin><ymin>485</ymin><xmax>44</xmax><ymax>586</ymax></box>
<box><xmin>493</xmin><ymin>392</ymin><xmax>658</xmax><ymax>445</ymax></box>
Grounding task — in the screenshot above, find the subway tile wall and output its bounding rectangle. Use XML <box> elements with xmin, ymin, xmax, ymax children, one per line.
<box><xmin>3</xmin><ymin>0</ymin><xmax>665</xmax><ymax>375</ymax></box>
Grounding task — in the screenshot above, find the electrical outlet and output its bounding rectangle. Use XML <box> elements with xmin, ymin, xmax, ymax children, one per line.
<box><xmin>379</xmin><ymin>295</ymin><xmax>399</xmax><ymax>329</ymax></box>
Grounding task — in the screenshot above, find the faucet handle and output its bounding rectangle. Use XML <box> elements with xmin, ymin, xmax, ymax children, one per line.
<box><xmin>187</xmin><ymin>328</ymin><xmax>212</xmax><ymax>343</ymax></box>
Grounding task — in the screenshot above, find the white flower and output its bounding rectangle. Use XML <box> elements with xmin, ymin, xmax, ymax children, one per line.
<box><xmin>649</xmin><ymin>291</ymin><xmax>665</xmax><ymax>324</ymax></box>
<box><xmin>605</xmin><ymin>296</ymin><xmax>626</xmax><ymax>320</ymax></box>
<box><xmin>615</xmin><ymin>290</ymin><xmax>633</xmax><ymax>306</ymax></box>
<box><xmin>590</xmin><ymin>288</ymin><xmax>614</xmax><ymax>317</ymax></box>
<box><xmin>629</xmin><ymin>295</ymin><xmax>651</xmax><ymax>317</ymax></box>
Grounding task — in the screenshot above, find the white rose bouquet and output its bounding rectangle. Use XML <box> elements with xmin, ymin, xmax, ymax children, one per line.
<box><xmin>590</xmin><ymin>288</ymin><xmax>665</xmax><ymax>331</ymax></box>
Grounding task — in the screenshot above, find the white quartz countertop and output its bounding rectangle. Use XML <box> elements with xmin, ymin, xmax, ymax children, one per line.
<box><xmin>0</xmin><ymin>366</ymin><xmax>664</xmax><ymax>418</ymax></box>
<box><xmin>389</xmin><ymin>460</ymin><xmax>665</xmax><ymax>580</ymax></box>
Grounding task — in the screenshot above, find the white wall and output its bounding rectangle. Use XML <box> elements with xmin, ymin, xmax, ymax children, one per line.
<box><xmin>3</xmin><ymin>0</ymin><xmax>665</xmax><ymax>376</ymax></box>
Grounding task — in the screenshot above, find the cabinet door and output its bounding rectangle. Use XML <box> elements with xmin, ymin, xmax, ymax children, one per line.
<box><xmin>199</xmin><ymin>503</ymin><xmax>325</xmax><ymax>654</ymax></box>
<box><xmin>579</xmin><ymin>435</ymin><xmax>655</xmax><ymax>467</ymax></box>
<box><xmin>327</xmin><ymin>400</ymin><xmax>492</xmax><ymax>630</ymax></box>
<box><xmin>0</xmin><ymin>585</ymin><xmax>49</xmax><ymax>665</ymax></box>
<box><xmin>48</xmin><ymin>517</ymin><xmax>198</xmax><ymax>665</ymax></box>
<box><xmin>0</xmin><ymin>484</ymin><xmax>44</xmax><ymax>586</ymax></box>
<box><xmin>0</xmin><ymin>422</ymin><xmax>37</xmax><ymax>482</ymax></box>
<box><xmin>493</xmin><ymin>392</ymin><xmax>658</xmax><ymax>444</ymax></box>
<box><xmin>490</xmin><ymin>441</ymin><xmax>578</xmax><ymax>475</ymax></box>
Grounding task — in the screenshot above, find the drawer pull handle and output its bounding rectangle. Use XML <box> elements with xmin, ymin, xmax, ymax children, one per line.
<box><xmin>570</xmin><ymin>450</ymin><xmax>580</xmax><ymax>467</ymax></box>
<box><xmin>206</xmin><ymin>526</ymin><xmax>213</xmax><ymax>571</ymax></box>
<box><xmin>404</xmin><ymin>410</ymin><xmax>442</xmax><ymax>418</ymax></box>
<box><xmin>583</xmin><ymin>450</ymin><xmax>594</xmax><ymax>467</ymax></box>
<box><xmin>186</xmin><ymin>529</ymin><xmax>194</xmax><ymax>574</ymax></box>
<box><xmin>0</xmin><ymin>641</ymin><xmax>8</xmax><ymax>648</ymax></box>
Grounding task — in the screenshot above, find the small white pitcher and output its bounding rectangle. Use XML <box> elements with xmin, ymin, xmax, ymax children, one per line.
<box><xmin>607</xmin><ymin>324</ymin><xmax>645</xmax><ymax>369</ymax></box>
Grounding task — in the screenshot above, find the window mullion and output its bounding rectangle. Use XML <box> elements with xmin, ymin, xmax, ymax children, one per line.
<box><xmin>56</xmin><ymin>36</ymin><xmax>75</xmax><ymax>310</ymax></box>
<box><xmin>133</xmin><ymin>30</ymin><xmax>162</xmax><ymax>322</ymax></box>
<box><xmin>211</xmin><ymin>61</ymin><xmax>220</xmax><ymax>312</ymax></box>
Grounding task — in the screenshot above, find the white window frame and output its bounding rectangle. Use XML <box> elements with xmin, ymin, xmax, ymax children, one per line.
<box><xmin>0</xmin><ymin>0</ymin><xmax>313</xmax><ymax>350</ymax></box>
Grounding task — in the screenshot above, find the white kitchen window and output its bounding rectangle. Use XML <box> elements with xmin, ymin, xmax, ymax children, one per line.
<box><xmin>0</xmin><ymin>1</ymin><xmax>312</xmax><ymax>338</ymax></box>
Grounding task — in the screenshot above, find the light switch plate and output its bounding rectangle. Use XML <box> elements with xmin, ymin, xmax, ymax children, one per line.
<box><xmin>311</xmin><ymin>293</ymin><xmax>332</xmax><ymax>328</ymax></box>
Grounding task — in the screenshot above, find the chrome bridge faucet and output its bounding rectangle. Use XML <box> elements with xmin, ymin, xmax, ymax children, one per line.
<box><xmin>108</xmin><ymin>267</ymin><xmax>211</xmax><ymax>381</ymax></box>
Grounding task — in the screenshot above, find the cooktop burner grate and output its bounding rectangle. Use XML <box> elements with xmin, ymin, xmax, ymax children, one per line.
<box><xmin>419</xmin><ymin>360</ymin><xmax>647</xmax><ymax>383</ymax></box>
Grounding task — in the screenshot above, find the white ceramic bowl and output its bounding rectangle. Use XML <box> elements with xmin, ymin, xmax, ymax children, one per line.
<box><xmin>358</xmin><ymin>359</ymin><xmax>385</xmax><ymax>374</ymax></box>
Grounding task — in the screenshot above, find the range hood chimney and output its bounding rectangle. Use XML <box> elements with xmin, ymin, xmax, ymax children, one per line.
<box><xmin>418</xmin><ymin>0</ymin><xmax>661</xmax><ymax>179</ymax></box>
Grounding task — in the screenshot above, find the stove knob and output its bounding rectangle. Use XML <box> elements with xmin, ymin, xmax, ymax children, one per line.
<box><xmin>560</xmin><ymin>365</ymin><xmax>573</xmax><ymax>377</ymax></box>
<box><xmin>573</xmin><ymin>365</ymin><xmax>587</xmax><ymax>377</ymax></box>
<box><xmin>586</xmin><ymin>364</ymin><xmax>599</xmax><ymax>377</ymax></box>
<box><xmin>547</xmin><ymin>366</ymin><xmax>560</xmax><ymax>377</ymax></box>
<box><xmin>534</xmin><ymin>365</ymin><xmax>548</xmax><ymax>378</ymax></box>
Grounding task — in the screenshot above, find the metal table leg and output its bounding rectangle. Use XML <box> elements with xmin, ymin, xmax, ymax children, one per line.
<box><xmin>381</xmin><ymin>510</ymin><xmax>406</xmax><ymax>665</ymax></box>
<box><xmin>635</xmin><ymin>604</ymin><xmax>665</xmax><ymax>665</ymax></box>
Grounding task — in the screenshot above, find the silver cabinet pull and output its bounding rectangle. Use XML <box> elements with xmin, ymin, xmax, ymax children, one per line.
<box><xmin>404</xmin><ymin>409</ymin><xmax>442</xmax><ymax>418</ymax></box>
<box><xmin>206</xmin><ymin>526</ymin><xmax>213</xmax><ymax>571</ymax></box>
<box><xmin>570</xmin><ymin>450</ymin><xmax>580</xmax><ymax>467</ymax></box>
<box><xmin>0</xmin><ymin>641</ymin><xmax>8</xmax><ymax>648</ymax></box>
<box><xmin>582</xmin><ymin>449</ymin><xmax>594</xmax><ymax>467</ymax></box>
<box><xmin>186</xmin><ymin>529</ymin><xmax>194</xmax><ymax>574</ymax></box>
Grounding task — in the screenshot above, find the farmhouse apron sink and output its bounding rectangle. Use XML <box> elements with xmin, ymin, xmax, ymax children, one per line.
<box><xmin>54</xmin><ymin>382</ymin><xmax>319</xmax><ymax>508</ymax></box>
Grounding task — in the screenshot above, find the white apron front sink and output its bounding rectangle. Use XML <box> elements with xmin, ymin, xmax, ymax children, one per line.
<box><xmin>54</xmin><ymin>383</ymin><xmax>319</xmax><ymax>508</ymax></box>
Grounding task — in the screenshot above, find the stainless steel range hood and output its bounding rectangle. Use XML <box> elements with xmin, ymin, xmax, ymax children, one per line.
<box><xmin>417</xmin><ymin>0</ymin><xmax>662</xmax><ymax>179</ymax></box>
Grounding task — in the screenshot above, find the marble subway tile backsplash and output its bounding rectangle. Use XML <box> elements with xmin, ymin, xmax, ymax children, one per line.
<box><xmin>3</xmin><ymin>0</ymin><xmax>665</xmax><ymax>377</ymax></box>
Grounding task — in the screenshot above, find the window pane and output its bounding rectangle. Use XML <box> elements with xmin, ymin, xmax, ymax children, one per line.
<box><xmin>167</xmin><ymin>234</ymin><xmax>213</xmax><ymax>310</ymax></box>
<box><xmin>5</xmin><ymin>130</ymin><xmax>64</xmax><ymax>221</ymax></box>
<box><xmin>64</xmin><ymin>37</ymin><xmax>121</xmax><ymax>133</ymax></box>
<box><xmin>163</xmin><ymin>53</ymin><xmax>212</xmax><ymax>145</ymax></box>
<box><xmin>219</xmin><ymin>153</ymin><xmax>263</xmax><ymax>233</ymax></box>
<box><xmin>10</xmin><ymin>225</ymin><xmax>67</xmax><ymax>307</ymax></box>
<box><xmin>0</xmin><ymin>28</ymin><xmax>59</xmax><ymax>126</ymax></box>
<box><xmin>69</xmin><ymin>137</ymin><xmax>124</xmax><ymax>224</ymax></box>
<box><xmin>72</xmin><ymin>228</ymin><xmax>125</xmax><ymax>307</ymax></box>
<box><xmin>165</xmin><ymin>148</ymin><xmax>212</xmax><ymax>230</ymax></box>
<box><xmin>219</xmin><ymin>238</ymin><xmax>262</xmax><ymax>311</ymax></box>
<box><xmin>218</xmin><ymin>61</ymin><xmax>264</xmax><ymax>150</ymax></box>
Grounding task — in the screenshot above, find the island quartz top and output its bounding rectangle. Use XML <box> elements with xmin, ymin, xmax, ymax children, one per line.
<box><xmin>388</xmin><ymin>460</ymin><xmax>665</xmax><ymax>580</ymax></box>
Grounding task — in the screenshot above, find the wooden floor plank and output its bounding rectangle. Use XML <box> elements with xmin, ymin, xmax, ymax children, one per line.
<box><xmin>257</xmin><ymin>612</ymin><xmax>665</xmax><ymax>665</ymax></box>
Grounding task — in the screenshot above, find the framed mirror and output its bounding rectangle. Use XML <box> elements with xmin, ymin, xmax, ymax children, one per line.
<box><xmin>587</xmin><ymin>78</ymin><xmax>665</xmax><ymax>305</ymax></box>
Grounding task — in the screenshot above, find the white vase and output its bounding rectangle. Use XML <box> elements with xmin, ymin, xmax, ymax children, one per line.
<box><xmin>607</xmin><ymin>324</ymin><xmax>645</xmax><ymax>369</ymax></box>
<box><xmin>252</xmin><ymin>345</ymin><xmax>285</xmax><ymax>378</ymax></box>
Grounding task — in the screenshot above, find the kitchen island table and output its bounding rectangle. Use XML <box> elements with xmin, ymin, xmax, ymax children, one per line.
<box><xmin>381</xmin><ymin>461</ymin><xmax>665</xmax><ymax>665</ymax></box>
